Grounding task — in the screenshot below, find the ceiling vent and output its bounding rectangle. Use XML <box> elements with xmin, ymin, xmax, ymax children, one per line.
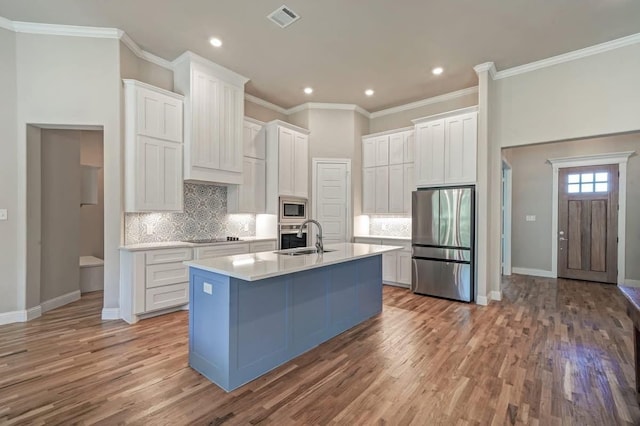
<box><xmin>268</xmin><ymin>5</ymin><xmax>300</xmax><ymax>28</ymax></box>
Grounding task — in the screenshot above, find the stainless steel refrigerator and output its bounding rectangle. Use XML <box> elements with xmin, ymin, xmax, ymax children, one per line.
<box><xmin>411</xmin><ymin>186</ymin><xmax>474</xmax><ymax>302</ymax></box>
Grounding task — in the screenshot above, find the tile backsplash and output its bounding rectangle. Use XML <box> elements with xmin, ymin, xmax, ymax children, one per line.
<box><xmin>125</xmin><ymin>183</ymin><xmax>256</xmax><ymax>244</ymax></box>
<box><xmin>369</xmin><ymin>216</ymin><xmax>411</xmax><ymax>238</ymax></box>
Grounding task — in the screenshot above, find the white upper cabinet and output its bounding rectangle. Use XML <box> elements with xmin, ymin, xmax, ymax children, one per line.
<box><xmin>413</xmin><ymin>107</ymin><xmax>477</xmax><ymax>187</ymax></box>
<box><xmin>173</xmin><ymin>51</ymin><xmax>249</xmax><ymax>185</ymax></box>
<box><xmin>265</xmin><ymin>121</ymin><xmax>310</xmax><ymax>214</ymax></box>
<box><xmin>243</xmin><ymin>118</ymin><xmax>266</xmax><ymax>159</ymax></box>
<box><xmin>123</xmin><ymin>79</ymin><xmax>184</xmax><ymax>213</ymax></box>
<box><xmin>361</xmin><ymin>127</ymin><xmax>415</xmax><ymax>215</ymax></box>
<box><xmin>228</xmin><ymin>118</ymin><xmax>267</xmax><ymax>214</ymax></box>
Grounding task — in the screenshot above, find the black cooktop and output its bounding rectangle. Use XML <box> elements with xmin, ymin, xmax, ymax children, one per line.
<box><xmin>182</xmin><ymin>237</ymin><xmax>242</xmax><ymax>244</ymax></box>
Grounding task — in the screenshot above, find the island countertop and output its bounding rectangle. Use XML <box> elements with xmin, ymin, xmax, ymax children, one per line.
<box><xmin>184</xmin><ymin>242</ymin><xmax>402</xmax><ymax>281</ymax></box>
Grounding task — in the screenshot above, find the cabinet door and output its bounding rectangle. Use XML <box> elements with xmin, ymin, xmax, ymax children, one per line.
<box><xmin>278</xmin><ymin>127</ymin><xmax>295</xmax><ymax>196</ymax></box>
<box><xmin>397</xmin><ymin>252</ymin><xmax>412</xmax><ymax>285</ymax></box>
<box><xmin>362</xmin><ymin>168</ymin><xmax>376</xmax><ymax>214</ymax></box>
<box><xmin>293</xmin><ymin>132</ymin><xmax>309</xmax><ymax>198</ymax></box>
<box><xmin>375</xmin><ymin>166</ymin><xmax>389</xmax><ymax>213</ymax></box>
<box><xmin>134</xmin><ymin>136</ymin><xmax>183</xmax><ymax>212</ymax></box>
<box><xmin>240</xmin><ymin>157</ymin><xmax>255</xmax><ymax>212</ymax></box>
<box><xmin>389</xmin><ymin>133</ymin><xmax>404</xmax><ymax>165</ymax></box>
<box><xmin>219</xmin><ymin>82</ymin><xmax>244</xmax><ymax>172</ymax></box>
<box><xmin>191</xmin><ymin>69</ymin><xmax>220</xmax><ymax>169</ymax></box>
<box><xmin>254</xmin><ymin>158</ymin><xmax>266</xmax><ymax>213</ymax></box>
<box><xmin>415</xmin><ymin>120</ymin><xmax>445</xmax><ymax>186</ymax></box>
<box><xmin>363</xmin><ymin>138</ymin><xmax>376</xmax><ymax>168</ymax></box>
<box><xmin>136</xmin><ymin>87</ymin><xmax>182</xmax><ymax>143</ymax></box>
<box><xmin>245</xmin><ymin>122</ymin><xmax>265</xmax><ymax>160</ymax></box>
<box><xmin>388</xmin><ymin>164</ymin><xmax>404</xmax><ymax>213</ymax></box>
<box><xmin>404</xmin><ymin>131</ymin><xmax>415</xmax><ymax>163</ymax></box>
<box><xmin>383</xmin><ymin>252</ymin><xmax>397</xmax><ymax>282</ymax></box>
<box><xmin>375</xmin><ymin>136</ymin><xmax>389</xmax><ymax>166</ymax></box>
<box><xmin>444</xmin><ymin>113</ymin><xmax>477</xmax><ymax>184</ymax></box>
<box><xmin>403</xmin><ymin>163</ymin><xmax>415</xmax><ymax>214</ymax></box>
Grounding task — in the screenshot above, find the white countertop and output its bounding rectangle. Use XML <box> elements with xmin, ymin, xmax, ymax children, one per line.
<box><xmin>184</xmin><ymin>243</ymin><xmax>402</xmax><ymax>281</ymax></box>
<box><xmin>354</xmin><ymin>235</ymin><xmax>411</xmax><ymax>241</ymax></box>
<box><xmin>120</xmin><ymin>237</ymin><xmax>277</xmax><ymax>251</ymax></box>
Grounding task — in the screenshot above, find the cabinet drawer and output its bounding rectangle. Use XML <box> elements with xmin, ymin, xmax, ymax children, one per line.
<box><xmin>249</xmin><ymin>241</ymin><xmax>277</xmax><ymax>253</ymax></box>
<box><xmin>146</xmin><ymin>248</ymin><xmax>192</xmax><ymax>265</ymax></box>
<box><xmin>145</xmin><ymin>283</ymin><xmax>189</xmax><ymax>312</ymax></box>
<box><xmin>146</xmin><ymin>262</ymin><xmax>189</xmax><ymax>289</ymax></box>
<box><xmin>196</xmin><ymin>243</ymin><xmax>250</xmax><ymax>259</ymax></box>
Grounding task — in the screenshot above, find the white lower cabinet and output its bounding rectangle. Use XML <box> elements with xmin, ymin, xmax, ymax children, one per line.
<box><xmin>354</xmin><ymin>238</ymin><xmax>412</xmax><ymax>287</ymax></box>
<box><xmin>120</xmin><ymin>239</ymin><xmax>276</xmax><ymax>323</ymax></box>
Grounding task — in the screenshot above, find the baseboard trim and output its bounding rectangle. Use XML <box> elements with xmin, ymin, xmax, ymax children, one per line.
<box><xmin>476</xmin><ymin>295</ymin><xmax>489</xmax><ymax>306</ymax></box>
<box><xmin>0</xmin><ymin>305</ymin><xmax>42</xmax><ymax>325</ymax></box>
<box><xmin>511</xmin><ymin>267</ymin><xmax>556</xmax><ymax>278</ymax></box>
<box><xmin>101</xmin><ymin>308</ymin><xmax>121</xmax><ymax>320</ymax></box>
<box><xmin>624</xmin><ymin>279</ymin><xmax>640</xmax><ymax>288</ymax></box>
<box><xmin>490</xmin><ymin>290</ymin><xmax>502</xmax><ymax>301</ymax></box>
<box><xmin>40</xmin><ymin>290</ymin><xmax>81</xmax><ymax>313</ymax></box>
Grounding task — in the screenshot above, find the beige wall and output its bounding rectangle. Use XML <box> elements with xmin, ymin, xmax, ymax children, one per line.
<box><xmin>494</xmin><ymin>43</ymin><xmax>640</xmax><ymax>148</ymax></box>
<box><xmin>40</xmin><ymin>130</ymin><xmax>81</xmax><ymax>302</ymax></box>
<box><xmin>504</xmin><ymin>133</ymin><xmax>640</xmax><ymax>280</ymax></box>
<box><xmin>368</xmin><ymin>92</ymin><xmax>478</xmax><ymax>133</ymax></box>
<box><xmin>0</xmin><ymin>28</ymin><xmax>18</xmax><ymax>313</ymax></box>
<box><xmin>25</xmin><ymin>125</ymin><xmax>41</xmax><ymax>309</ymax></box>
<box><xmin>245</xmin><ymin>100</ymin><xmax>288</xmax><ymax>122</ymax></box>
<box><xmin>119</xmin><ymin>42</ymin><xmax>173</xmax><ymax>91</ymax></box>
<box><xmin>80</xmin><ymin>131</ymin><xmax>104</xmax><ymax>259</ymax></box>
<box><xmin>15</xmin><ymin>33</ymin><xmax>121</xmax><ymax>313</ymax></box>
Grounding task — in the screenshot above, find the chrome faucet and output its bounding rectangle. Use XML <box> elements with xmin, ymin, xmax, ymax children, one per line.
<box><xmin>297</xmin><ymin>219</ymin><xmax>324</xmax><ymax>253</ymax></box>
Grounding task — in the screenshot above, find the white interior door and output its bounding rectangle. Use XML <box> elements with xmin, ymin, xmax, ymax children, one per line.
<box><xmin>314</xmin><ymin>160</ymin><xmax>350</xmax><ymax>245</ymax></box>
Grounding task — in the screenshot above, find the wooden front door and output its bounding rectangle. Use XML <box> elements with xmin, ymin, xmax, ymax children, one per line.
<box><xmin>558</xmin><ymin>165</ymin><xmax>618</xmax><ymax>283</ymax></box>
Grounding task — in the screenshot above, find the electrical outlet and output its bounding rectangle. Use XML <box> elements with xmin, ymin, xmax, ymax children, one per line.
<box><xmin>0</xmin><ymin>209</ymin><xmax>7</xmax><ymax>221</ymax></box>
<box><xmin>203</xmin><ymin>282</ymin><xmax>213</xmax><ymax>295</ymax></box>
<box><xmin>243</xmin><ymin>223</ymin><xmax>249</xmax><ymax>231</ymax></box>
<box><xmin>145</xmin><ymin>223</ymin><xmax>154</xmax><ymax>235</ymax></box>
<box><xmin>526</xmin><ymin>215</ymin><xmax>536</xmax><ymax>222</ymax></box>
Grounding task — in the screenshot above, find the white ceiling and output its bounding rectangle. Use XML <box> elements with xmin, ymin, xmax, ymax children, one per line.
<box><xmin>1</xmin><ymin>0</ymin><xmax>639</xmax><ymax>111</ymax></box>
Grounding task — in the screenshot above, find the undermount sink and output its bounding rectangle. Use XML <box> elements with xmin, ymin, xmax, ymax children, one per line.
<box><xmin>274</xmin><ymin>248</ymin><xmax>337</xmax><ymax>256</ymax></box>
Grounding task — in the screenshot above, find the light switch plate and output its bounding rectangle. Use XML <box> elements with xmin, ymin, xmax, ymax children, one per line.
<box><xmin>0</xmin><ymin>209</ymin><xmax>7</xmax><ymax>220</ymax></box>
<box><xmin>526</xmin><ymin>215</ymin><xmax>536</xmax><ymax>222</ymax></box>
<box><xmin>203</xmin><ymin>282</ymin><xmax>213</xmax><ymax>295</ymax></box>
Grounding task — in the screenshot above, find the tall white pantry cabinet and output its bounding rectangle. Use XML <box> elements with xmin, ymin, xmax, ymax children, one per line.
<box><xmin>173</xmin><ymin>51</ymin><xmax>249</xmax><ymax>185</ymax></box>
<box><xmin>123</xmin><ymin>79</ymin><xmax>185</xmax><ymax>212</ymax></box>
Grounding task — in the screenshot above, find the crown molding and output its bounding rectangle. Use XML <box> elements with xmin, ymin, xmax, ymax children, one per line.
<box><xmin>12</xmin><ymin>20</ymin><xmax>120</xmax><ymax>38</ymax></box>
<box><xmin>362</xmin><ymin>126</ymin><xmax>414</xmax><ymax>139</ymax></box>
<box><xmin>412</xmin><ymin>105</ymin><xmax>478</xmax><ymax>125</ymax></box>
<box><xmin>172</xmin><ymin>50</ymin><xmax>249</xmax><ymax>86</ymax></box>
<box><xmin>286</xmin><ymin>102</ymin><xmax>371</xmax><ymax>118</ymax></box>
<box><xmin>494</xmin><ymin>32</ymin><xmax>640</xmax><ymax>80</ymax></box>
<box><xmin>473</xmin><ymin>62</ymin><xmax>497</xmax><ymax>79</ymax></box>
<box><xmin>266</xmin><ymin>119</ymin><xmax>311</xmax><ymax>135</ymax></box>
<box><xmin>244</xmin><ymin>94</ymin><xmax>288</xmax><ymax>115</ymax></box>
<box><xmin>118</xmin><ymin>30</ymin><xmax>172</xmax><ymax>70</ymax></box>
<box><xmin>547</xmin><ymin>151</ymin><xmax>635</xmax><ymax>167</ymax></box>
<box><xmin>0</xmin><ymin>15</ymin><xmax>13</xmax><ymax>31</ymax></box>
<box><xmin>369</xmin><ymin>86</ymin><xmax>478</xmax><ymax>119</ymax></box>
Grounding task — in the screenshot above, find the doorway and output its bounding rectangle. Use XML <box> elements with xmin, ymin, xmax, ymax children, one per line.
<box><xmin>557</xmin><ymin>165</ymin><xmax>618</xmax><ymax>283</ymax></box>
<box><xmin>501</xmin><ymin>159</ymin><xmax>512</xmax><ymax>276</ymax></box>
<box><xmin>311</xmin><ymin>159</ymin><xmax>351</xmax><ymax>244</ymax></box>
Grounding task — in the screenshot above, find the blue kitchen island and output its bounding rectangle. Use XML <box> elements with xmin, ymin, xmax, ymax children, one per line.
<box><xmin>184</xmin><ymin>242</ymin><xmax>401</xmax><ymax>392</ymax></box>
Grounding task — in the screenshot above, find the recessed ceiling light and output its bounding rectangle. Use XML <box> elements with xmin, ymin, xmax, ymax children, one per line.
<box><xmin>432</xmin><ymin>67</ymin><xmax>444</xmax><ymax>75</ymax></box>
<box><xmin>209</xmin><ymin>37</ymin><xmax>222</xmax><ymax>47</ymax></box>
<box><xmin>304</xmin><ymin>87</ymin><xmax>313</xmax><ymax>94</ymax></box>
<box><xmin>365</xmin><ymin>89</ymin><xmax>374</xmax><ymax>96</ymax></box>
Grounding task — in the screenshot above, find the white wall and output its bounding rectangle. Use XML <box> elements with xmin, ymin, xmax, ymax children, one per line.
<box><xmin>40</xmin><ymin>130</ymin><xmax>82</xmax><ymax>303</ymax></box>
<box><xmin>494</xmin><ymin>43</ymin><xmax>640</xmax><ymax>148</ymax></box>
<box><xmin>15</xmin><ymin>33</ymin><xmax>121</xmax><ymax>313</ymax></box>
<box><xmin>0</xmin><ymin>28</ymin><xmax>18</xmax><ymax>313</ymax></box>
<box><xmin>369</xmin><ymin>92</ymin><xmax>478</xmax><ymax>133</ymax></box>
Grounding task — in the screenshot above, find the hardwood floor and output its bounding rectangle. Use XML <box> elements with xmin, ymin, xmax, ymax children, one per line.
<box><xmin>1</xmin><ymin>275</ymin><xmax>638</xmax><ymax>425</ymax></box>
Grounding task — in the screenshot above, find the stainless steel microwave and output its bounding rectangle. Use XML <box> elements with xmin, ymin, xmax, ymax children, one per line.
<box><xmin>279</xmin><ymin>197</ymin><xmax>308</xmax><ymax>223</ymax></box>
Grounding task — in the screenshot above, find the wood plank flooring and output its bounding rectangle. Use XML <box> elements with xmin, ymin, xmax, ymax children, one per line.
<box><xmin>1</xmin><ymin>275</ymin><xmax>639</xmax><ymax>425</ymax></box>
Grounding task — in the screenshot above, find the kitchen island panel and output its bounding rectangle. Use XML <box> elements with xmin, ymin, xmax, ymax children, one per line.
<box><xmin>188</xmin><ymin>255</ymin><xmax>383</xmax><ymax>392</ymax></box>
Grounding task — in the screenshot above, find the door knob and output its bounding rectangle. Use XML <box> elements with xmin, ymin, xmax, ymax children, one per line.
<box><xmin>559</xmin><ymin>237</ymin><xmax>567</xmax><ymax>241</ymax></box>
